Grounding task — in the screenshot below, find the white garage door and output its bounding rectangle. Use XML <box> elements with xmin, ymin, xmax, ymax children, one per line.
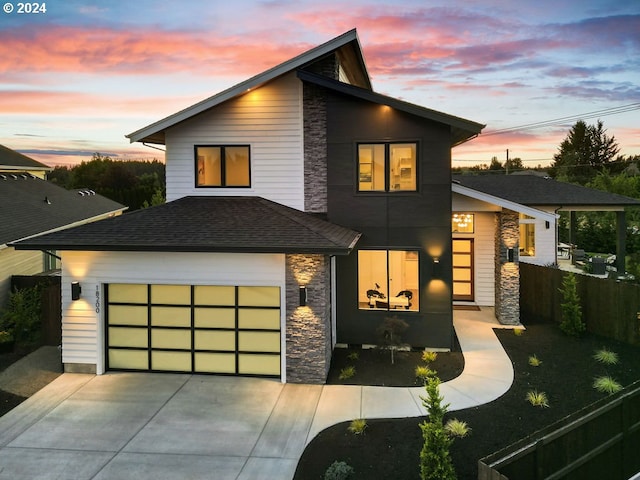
<box><xmin>105</xmin><ymin>283</ymin><xmax>281</xmax><ymax>377</ymax></box>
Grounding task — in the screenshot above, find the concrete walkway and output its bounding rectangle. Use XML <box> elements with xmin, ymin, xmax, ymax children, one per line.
<box><xmin>0</xmin><ymin>308</ymin><xmax>514</xmax><ymax>480</ymax></box>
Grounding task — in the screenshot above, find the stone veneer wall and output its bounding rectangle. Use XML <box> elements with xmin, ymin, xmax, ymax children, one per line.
<box><xmin>495</xmin><ymin>210</ymin><xmax>520</xmax><ymax>325</ymax></box>
<box><xmin>302</xmin><ymin>55</ymin><xmax>338</xmax><ymax>213</ymax></box>
<box><xmin>285</xmin><ymin>254</ymin><xmax>332</xmax><ymax>383</ymax></box>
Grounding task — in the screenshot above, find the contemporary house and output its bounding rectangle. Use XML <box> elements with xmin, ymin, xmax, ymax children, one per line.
<box><xmin>0</xmin><ymin>147</ymin><xmax>126</xmax><ymax>307</ymax></box>
<box><xmin>13</xmin><ymin>30</ymin><xmax>639</xmax><ymax>384</ymax></box>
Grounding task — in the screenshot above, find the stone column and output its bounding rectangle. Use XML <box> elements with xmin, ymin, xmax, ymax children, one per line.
<box><xmin>495</xmin><ymin>210</ymin><xmax>520</xmax><ymax>325</ymax></box>
<box><xmin>285</xmin><ymin>254</ymin><xmax>332</xmax><ymax>383</ymax></box>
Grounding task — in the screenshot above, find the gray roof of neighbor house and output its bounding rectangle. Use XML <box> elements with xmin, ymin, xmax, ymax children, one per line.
<box><xmin>453</xmin><ymin>174</ymin><xmax>640</xmax><ymax>207</ymax></box>
<box><xmin>127</xmin><ymin>29</ymin><xmax>371</xmax><ymax>145</ymax></box>
<box><xmin>12</xmin><ymin>196</ymin><xmax>362</xmax><ymax>255</ymax></box>
<box><xmin>0</xmin><ymin>144</ymin><xmax>51</xmax><ymax>172</ymax></box>
<box><xmin>297</xmin><ymin>71</ymin><xmax>484</xmax><ymax>146</ymax></box>
<box><xmin>1</xmin><ymin>175</ymin><xmax>127</xmax><ymax>245</ymax></box>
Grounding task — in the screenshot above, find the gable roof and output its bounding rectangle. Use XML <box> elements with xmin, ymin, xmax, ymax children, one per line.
<box><xmin>1</xmin><ymin>175</ymin><xmax>127</xmax><ymax>246</ymax></box>
<box><xmin>298</xmin><ymin>70</ymin><xmax>484</xmax><ymax>146</ymax></box>
<box><xmin>12</xmin><ymin>196</ymin><xmax>362</xmax><ymax>255</ymax></box>
<box><xmin>453</xmin><ymin>174</ymin><xmax>640</xmax><ymax>208</ymax></box>
<box><xmin>127</xmin><ymin>29</ymin><xmax>370</xmax><ymax>145</ymax></box>
<box><xmin>0</xmin><ymin>144</ymin><xmax>51</xmax><ymax>172</ymax></box>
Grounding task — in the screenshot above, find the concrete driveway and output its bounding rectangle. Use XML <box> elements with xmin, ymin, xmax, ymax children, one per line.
<box><xmin>0</xmin><ymin>309</ymin><xmax>514</xmax><ymax>479</ymax></box>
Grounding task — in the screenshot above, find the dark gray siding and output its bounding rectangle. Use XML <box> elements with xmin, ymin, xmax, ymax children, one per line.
<box><xmin>324</xmin><ymin>92</ymin><xmax>453</xmax><ymax>349</ymax></box>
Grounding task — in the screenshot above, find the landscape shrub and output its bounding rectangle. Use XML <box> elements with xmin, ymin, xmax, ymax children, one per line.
<box><xmin>0</xmin><ymin>286</ymin><xmax>42</xmax><ymax>347</ymax></box>
<box><xmin>324</xmin><ymin>460</ymin><xmax>354</xmax><ymax>480</ymax></box>
<box><xmin>558</xmin><ymin>272</ymin><xmax>586</xmax><ymax>336</ymax></box>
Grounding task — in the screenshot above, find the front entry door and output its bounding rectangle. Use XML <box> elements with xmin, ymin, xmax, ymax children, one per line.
<box><xmin>453</xmin><ymin>239</ymin><xmax>474</xmax><ymax>301</ymax></box>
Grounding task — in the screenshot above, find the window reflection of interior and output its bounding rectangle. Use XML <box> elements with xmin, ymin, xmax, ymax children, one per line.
<box><xmin>452</xmin><ymin>213</ymin><xmax>474</xmax><ymax>233</ymax></box>
<box><xmin>357</xmin><ymin>250</ymin><xmax>419</xmax><ymax>311</ymax></box>
<box><xmin>519</xmin><ymin>214</ymin><xmax>536</xmax><ymax>256</ymax></box>
<box><xmin>358</xmin><ymin>143</ymin><xmax>416</xmax><ymax>192</ymax></box>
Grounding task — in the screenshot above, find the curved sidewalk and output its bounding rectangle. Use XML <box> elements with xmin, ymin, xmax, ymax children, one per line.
<box><xmin>305</xmin><ymin>308</ymin><xmax>515</xmax><ymax>443</ymax></box>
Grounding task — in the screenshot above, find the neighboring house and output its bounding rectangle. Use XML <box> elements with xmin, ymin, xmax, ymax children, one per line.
<box><xmin>0</xmin><ymin>144</ymin><xmax>52</xmax><ymax>179</ymax></box>
<box><xmin>0</xmin><ymin>154</ymin><xmax>127</xmax><ymax>307</ymax></box>
<box><xmin>13</xmin><ymin>30</ymin><xmax>639</xmax><ymax>384</ymax></box>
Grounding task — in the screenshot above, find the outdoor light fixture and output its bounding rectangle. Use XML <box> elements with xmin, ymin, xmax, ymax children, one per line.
<box><xmin>507</xmin><ymin>248</ymin><xmax>515</xmax><ymax>263</ymax></box>
<box><xmin>71</xmin><ymin>281</ymin><xmax>81</xmax><ymax>301</ymax></box>
<box><xmin>432</xmin><ymin>257</ymin><xmax>442</xmax><ymax>278</ymax></box>
<box><xmin>299</xmin><ymin>286</ymin><xmax>307</xmax><ymax>306</ymax></box>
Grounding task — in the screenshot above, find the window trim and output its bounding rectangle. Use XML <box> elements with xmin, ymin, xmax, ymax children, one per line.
<box><xmin>194</xmin><ymin>144</ymin><xmax>252</xmax><ymax>188</ymax></box>
<box><xmin>356</xmin><ymin>141</ymin><xmax>418</xmax><ymax>193</ymax></box>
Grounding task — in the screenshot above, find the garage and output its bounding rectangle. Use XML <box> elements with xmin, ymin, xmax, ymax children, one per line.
<box><xmin>105</xmin><ymin>283</ymin><xmax>281</xmax><ymax>377</ymax></box>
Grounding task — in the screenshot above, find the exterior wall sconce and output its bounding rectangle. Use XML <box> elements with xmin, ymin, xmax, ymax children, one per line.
<box><xmin>507</xmin><ymin>248</ymin><xmax>515</xmax><ymax>263</ymax></box>
<box><xmin>432</xmin><ymin>257</ymin><xmax>441</xmax><ymax>278</ymax></box>
<box><xmin>71</xmin><ymin>281</ymin><xmax>82</xmax><ymax>301</ymax></box>
<box><xmin>299</xmin><ymin>286</ymin><xmax>307</xmax><ymax>306</ymax></box>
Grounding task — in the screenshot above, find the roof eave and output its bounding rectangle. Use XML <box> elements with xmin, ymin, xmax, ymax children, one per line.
<box><xmin>126</xmin><ymin>29</ymin><xmax>367</xmax><ymax>145</ymax></box>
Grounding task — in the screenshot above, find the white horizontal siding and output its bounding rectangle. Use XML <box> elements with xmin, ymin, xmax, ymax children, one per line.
<box><xmin>61</xmin><ymin>251</ymin><xmax>286</xmax><ymax>374</ymax></box>
<box><xmin>519</xmin><ymin>207</ymin><xmax>557</xmax><ymax>266</ymax></box>
<box><xmin>165</xmin><ymin>72</ymin><xmax>304</xmax><ymax>210</ymax></box>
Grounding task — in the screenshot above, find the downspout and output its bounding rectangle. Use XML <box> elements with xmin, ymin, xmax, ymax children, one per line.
<box><xmin>554</xmin><ymin>207</ymin><xmax>562</xmax><ymax>266</ymax></box>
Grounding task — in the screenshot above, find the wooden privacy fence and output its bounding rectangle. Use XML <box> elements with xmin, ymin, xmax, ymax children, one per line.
<box><xmin>520</xmin><ymin>263</ymin><xmax>640</xmax><ymax>346</ymax></box>
<box><xmin>10</xmin><ymin>275</ymin><xmax>61</xmax><ymax>346</ymax></box>
<box><xmin>478</xmin><ymin>381</ymin><xmax>640</xmax><ymax>479</ymax></box>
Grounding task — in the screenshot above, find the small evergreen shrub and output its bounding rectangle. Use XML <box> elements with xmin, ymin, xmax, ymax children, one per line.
<box><xmin>593</xmin><ymin>348</ymin><xmax>618</xmax><ymax>365</ymax></box>
<box><xmin>0</xmin><ymin>286</ymin><xmax>42</xmax><ymax>347</ymax></box>
<box><xmin>347</xmin><ymin>351</ymin><xmax>360</xmax><ymax>361</ymax></box>
<box><xmin>526</xmin><ymin>390</ymin><xmax>549</xmax><ymax>408</ymax></box>
<box><xmin>593</xmin><ymin>376</ymin><xmax>623</xmax><ymax>394</ymax></box>
<box><xmin>324</xmin><ymin>460</ymin><xmax>354</xmax><ymax>480</ymax></box>
<box><xmin>347</xmin><ymin>418</ymin><xmax>367</xmax><ymax>435</ymax></box>
<box><xmin>558</xmin><ymin>272</ymin><xmax>586</xmax><ymax>336</ymax></box>
<box><xmin>338</xmin><ymin>366</ymin><xmax>356</xmax><ymax>380</ymax></box>
<box><xmin>422</xmin><ymin>351</ymin><xmax>438</xmax><ymax>363</ymax></box>
<box><xmin>415</xmin><ymin>365</ymin><xmax>437</xmax><ymax>383</ymax></box>
<box><xmin>528</xmin><ymin>355</ymin><xmax>542</xmax><ymax>367</ymax></box>
<box><xmin>444</xmin><ymin>419</ymin><xmax>471</xmax><ymax>438</ymax></box>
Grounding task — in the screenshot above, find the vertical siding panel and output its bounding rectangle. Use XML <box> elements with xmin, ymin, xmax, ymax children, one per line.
<box><xmin>165</xmin><ymin>73</ymin><xmax>304</xmax><ymax>210</ymax></box>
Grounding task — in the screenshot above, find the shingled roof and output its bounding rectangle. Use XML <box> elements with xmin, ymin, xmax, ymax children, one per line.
<box><xmin>12</xmin><ymin>196</ymin><xmax>362</xmax><ymax>255</ymax></box>
<box><xmin>453</xmin><ymin>174</ymin><xmax>640</xmax><ymax>207</ymax></box>
<box><xmin>0</xmin><ymin>144</ymin><xmax>51</xmax><ymax>172</ymax></box>
<box><xmin>1</xmin><ymin>175</ymin><xmax>126</xmax><ymax>245</ymax></box>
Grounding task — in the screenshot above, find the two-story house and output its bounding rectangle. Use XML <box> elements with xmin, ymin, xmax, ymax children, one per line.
<box><xmin>11</xmin><ymin>30</ymin><xmax>486</xmax><ymax>383</ymax></box>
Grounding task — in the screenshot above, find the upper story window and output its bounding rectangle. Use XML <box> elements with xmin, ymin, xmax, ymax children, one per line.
<box><xmin>195</xmin><ymin>145</ymin><xmax>251</xmax><ymax>187</ymax></box>
<box><xmin>358</xmin><ymin>142</ymin><xmax>417</xmax><ymax>192</ymax></box>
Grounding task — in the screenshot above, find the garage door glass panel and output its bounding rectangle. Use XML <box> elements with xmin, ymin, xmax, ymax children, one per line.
<box><xmin>107</xmin><ymin>305</ymin><xmax>148</xmax><ymax>326</ymax></box>
<box><xmin>152</xmin><ymin>329</ymin><xmax>191</xmax><ymax>349</ymax></box>
<box><xmin>194</xmin><ymin>285</ymin><xmax>235</xmax><ymax>306</ymax></box>
<box><xmin>194</xmin><ymin>308</ymin><xmax>235</xmax><ymax>328</ymax></box>
<box><xmin>194</xmin><ymin>330</ymin><xmax>235</xmax><ymax>351</ymax></box>
<box><xmin>238</xmin><ymin>286</ymin><xmax>280</xmax><ymax>306</ymax></box>
<box><xmin>195</xmin><ymin>353</ymin><xmax>236</xmax><ymax>373</ymax></box>
<box><xmin>109</xmin><ymin>350</ymin><xmax>148</xmax><ymax>370</ymax></box>
<box><xmin>239</xmin><ymin>354</ymin><xmax>280</xmax><ymax>375</ymax></box>
<box><xmin>239</xmin><ymin>331</ymin><xmax>280</xmax><ymax>352</ymax></box>
<box><xmin>152</xmin><ymin>351</ymin><xmax>191</xmax><ymax>371</ymax></box>
<box><xmin>109</xmin><ymin>327</ymin><xmax>148</xmax><ymax>348</ymax></box>
<box><xmin>151</xmin><ymin>307</ymin><xmax>190</xmax><ymax>327</ymax></box>
<box><xmin>151</xmin><ymin>285</ymin><xmax>190</xmax><ymax>305</ymax></box>
<box><xmin>238</xmin><ymin>309</ymin><xmax>280</xmax><ymax>329</ymax></box>
<box><xmin>109</xmin><ymin>284</ymin><xmax>147</xmax><ymax>303</ymax></box>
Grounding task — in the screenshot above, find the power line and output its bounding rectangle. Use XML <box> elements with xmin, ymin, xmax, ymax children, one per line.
<box><xmin>482</xmin><ymin>103</ymin><xmax>640</xmax><ymax>137</ymax></box>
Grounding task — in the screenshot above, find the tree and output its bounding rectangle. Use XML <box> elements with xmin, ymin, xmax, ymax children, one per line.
<box><xmin>488</xmin><ymin>157</ymin><xmax>503</xmax><ymax>171</ymax></box>
<box><xmin>550</xmin><ymin>120</ymin><xmax>619</xmax><ymax>183</ymax></box>
<box><xmin>505</xmin><ymin>157</ymin><xmax>524</xmax><ymax>173</ymax></box>
<box><xmin>376</xmin><ymin>315</ymin><xmax>408</xmax><ymax>364</ymax></box>
<box><xmin>559</xmin><ymin>272</ymin><xmax>586</xmax><ymax>336</ymax></box>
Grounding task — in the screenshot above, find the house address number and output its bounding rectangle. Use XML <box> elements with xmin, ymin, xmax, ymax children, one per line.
<box><xmin>95</xmin><ymin>285</ymin><xmax>100</xmax><ymax>314</ymax></box>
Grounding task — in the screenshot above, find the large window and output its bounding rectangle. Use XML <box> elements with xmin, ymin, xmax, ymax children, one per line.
<box><xmin>519</xmin><ymin>214</ymin><xmax>535</xmax><ymax>256</ymax></box>
<box><xmin>358</xmin><ymin>143</ymin><xmax>417</xmax><ymax>192</ymax></box>
<box><xmin>452</xmin><ymin>213</ymin><xmax>474</xmax><ymax>233</ymax></box>
<box><xmin>358</xmin><ymin>250</ymin><xmax>419</xmax><ymax>311</ymax></box>
<box><xmin>195</xmin><ymin>145</ymin><xmax>250</xmax><ymax>187</ymax></box>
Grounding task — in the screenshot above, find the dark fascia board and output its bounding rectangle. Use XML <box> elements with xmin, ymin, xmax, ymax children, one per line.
<box><xmin>297</xmin><ymin>70</ymin><xmax>485</xmax><ymax>146</ymax></box>
<box><xmin>126</xmin><ymin>29</ymin><xmax>369</xmax><ymax>145</ymax></box>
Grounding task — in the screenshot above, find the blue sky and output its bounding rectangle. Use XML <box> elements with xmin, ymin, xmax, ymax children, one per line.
<box><xmin>1</xmin><ymin>0</ymin><xmax>638</xmax><ymax>167</ymax></box>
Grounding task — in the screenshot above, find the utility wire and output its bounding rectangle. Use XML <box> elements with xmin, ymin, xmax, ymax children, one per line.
<box><xmin>481</xmin><ymin>103</ymin><xmax>640</xmax><ymax>137</ymax></box>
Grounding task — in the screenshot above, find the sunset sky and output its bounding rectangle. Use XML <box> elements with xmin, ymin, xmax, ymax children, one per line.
<box><xmin>1</xmin><ymin>0</ymin><xmax>638</xmax><ymax>168</ymax></box>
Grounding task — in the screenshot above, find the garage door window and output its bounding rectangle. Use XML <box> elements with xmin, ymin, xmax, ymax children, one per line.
<box><xmin>105</xmin><ymin>284</ymin><xmax>281</xmax><ymax>376</ymax></box>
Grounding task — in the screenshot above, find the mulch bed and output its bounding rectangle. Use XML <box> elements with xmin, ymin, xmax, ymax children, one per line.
<box><xmin>0</xmin><ymin>349</ymin><xmax>30</xmax><ymax>417</ymax></box>
<box><xmin>295</xmin><ymin>318</ymin><xmax>640</xmax><ymax>480</ymax></box>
